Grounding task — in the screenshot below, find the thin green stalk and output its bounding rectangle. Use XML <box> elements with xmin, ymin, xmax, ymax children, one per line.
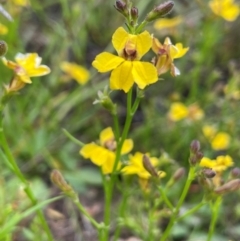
<box><xmin>101</xmin><ymin>87</ymin><xmax>141</xmax><ymax>241</ymax></box>
<box><xmin>160</xmin><ymin>166</ymin><xmax>196</xmax><ymax>241</ymax></box>
<box><xmin>113</xmin><ymin>113</ymin><xmax>120</xmax><ymax>141</ymax></box>
<box><xmin>207</xmin><ymin>197</ymin><xmax>222</xmax><ymax>241</ymax></box>
<box><xmin>73</xmin><ymin>197</ymin><xmax>102</xmax><ymax>230</ymax></box>
<box><xmin>157</xmin><ymin>186</ymin><xmax>174</xmax><ymax>211</ymax></box>
<box><xmin>0</xmin><ymin>119</ymin><xmax>54</xmax><ymax>241</ymax></box>
<box><xmin>177</xmin><ymin>201</ymin><xmax>206</xmax><ymax>222</ymax></box>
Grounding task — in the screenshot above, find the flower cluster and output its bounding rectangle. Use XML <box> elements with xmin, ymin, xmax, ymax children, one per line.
<box><xmin>92</xmin><ymin>27</ymin><xmax>188</xmax><ymax>93</ymax></box>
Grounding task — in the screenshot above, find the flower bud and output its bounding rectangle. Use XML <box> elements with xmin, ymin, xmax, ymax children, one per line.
<box><xmin>114</xmin><ymin>0</ymin><xmax>128</xmax><ymax>17</ymax></box>
<box><xmin>93</xmin><ymin>89</ymin><xmax>117</xmax><ymax>115</ymax></box>
<box><xmin>202</xmin><ymin>168</ymin><xmax>216</xmax><ymax>179</ymax></box>
<box><xmin>214</xmin><ymin>179</ymin><xmax>240</xmax><ymax>195</ymax></box>
<box><xmin>0</xmin><ymin>40</ymin><xmax>8</xmax><ymax>57</ymax></box>
<box><xmin>131</xmin><ymin>7</ymin><xmax>138</xmax><ymax>22</ymax></box>
<box><xmin>145</xmin><ymin>1</ymin><xmax>174</xmax><ymax>22</ymax></box>
<box><xmin>173</xmin><ymin>167</ymin><xmax>185</xmax><ymax>181</ymax></box>
<box><xmin>231</xmin><ymin>167</ymin><xmax>240</xmax><ymax>178</ymax></box>
<box><xmin>51</xmin><ymin>170</ymin><xmax>75</xmax><ymax>196</ymax></box>
<box><xmin>190</xmin><ymin>140</ymin><xmax>201</xmax><ymax>154</ymax></box>
<box><xmin>142</xmin><ymin>154</ymin><xmax>158</xmax><ymax>177</ymax></box>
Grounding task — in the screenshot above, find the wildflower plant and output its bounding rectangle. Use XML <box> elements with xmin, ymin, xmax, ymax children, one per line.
<box><xmin>51</xmin><ymin>1</ymin><xmax>240</xmax><ymax>241</ymax></box>
<box><xmin>1</xmin><ymin>0</ymin><xmax>240</xmax><ymax>240</ymax></box>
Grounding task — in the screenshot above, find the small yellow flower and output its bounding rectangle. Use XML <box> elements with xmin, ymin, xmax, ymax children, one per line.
<box><xmin>92</xmin><ymin>27</ymin><xmax>158</xmax><ymax>93</ymax></box>
<box><xmin>12</xmin><ymin>0</ymin><xmax>29</xmax><ymax>7</ymax></box>
<box><xmin>202</xmin><ymin>125</ymin><xmax>217</xmax><ymax>140</ymax></box>
<box><xmin>60</xmin><ymin>62</ymin><xmax>89</xmax><ymax>85</ymax></box>
<box><xmin>200</xmin><ymin>155</ymin><xmax>234</xmax><ymax>172</ymax></box>
<box><xmin>2</xmin><ymin>53</ymin><xmax>50</xmax><ymax>92</ymax></box>
<box><xmin>168</xmin><ymin>102</ymin><xmax>189</xmax><ymax>121</ymax></box>
<box><xmin>122</xmin><ymin>152</ymin><xmax>165</xmax><ymax>179</ymax></box>
<box><xmin>211</xmin><ymin>132</ymin><xmax>231</xmax><ymax>150</ymax></box>
<box><xmin>152</xmin><ymin>37</ymin><xmax>189</xmax><ymax>76</ymax></box>
<box><xmin>80</xmin><ymin>127</ymin><xmax>133</xmax><ymax>174</ymax></box>
<box><xmin>0</xmin><ymin>23</ymin><xmax>8</xmax><ymax>35</ymax></box>
<box><xmin>209</xmin><ymin>0</ymin><xmax>239</xmax><ymax>21</ymax></box>
<box><xmin>154</xmin><ymin>16</ymin><xmax>183</xmax><ymax>30</ymax></box>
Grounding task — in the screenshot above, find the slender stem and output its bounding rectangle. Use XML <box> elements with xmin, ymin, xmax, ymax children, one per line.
<box><xmin>177</xmin><ymin>201</ymin><xmax>206</xmax><ymax>222</ymax></box>
<box><xmin>102</xmin><ymin>87</ymin><xmax>141</xmax><ymax>240</ymax></box>
<box><xmin>73</xmin><ymin>197</ymin><xmax>101</xmax><ymax>230</ymax></box>
<box><xmin>157</xmin><ymin>186</ymin><xmax>174</xmax><ymax>211</ymax></box>
<box><xmin>0</xmin><ymin>118</ymin><xmax>54</xmax><ymax>241</ymax></box>
<box><xmin>159</xmin><ymin>166</ymin><xmax>196</xmax><ymax>241</ymax></box>
<box><xmin>207</xmin><ymin>197</ymin><xmax>222</xmax><ymax>241</ymax></box>
<box><xmin>112</xmin><ymin>113</ymin><xmax>120</xmax><ymax>142</ymax></box>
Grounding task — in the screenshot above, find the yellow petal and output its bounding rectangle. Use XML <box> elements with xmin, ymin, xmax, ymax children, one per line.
<box><xmin>100</xmin><ymin>127</ymin><xmax>115</xmax><ymax>146</ymax></box>
<box><xmin>152</xmin><ymin>37</ymin><xmax>163</xmax><ymax>54</ymax></box>
<box><xmin>112</xmin><ymin>27</ymin><xmax>129</xmax><ymax>54</ymax></box>
<box><xmin>0</xmin><ymin>23</ymin><xmax>8</xmax><ymax>35</ymax></box>
<box><xmin>80</xmin><ymin>143</ymin><xmax>108</xmax><ymax>166</ymax></box>
<box><xmin>132</xmin><ymin>62</ymin><xmax>158</xmax><ymax>89</ymax></box>
<box><xmin>110</xmin><ymin>61</ymin><xmax>134</xmax><ymax>92</ymax></box>
<box><xmin>135</xmin><ymin>30</ymin><xmax>152</xmax><ymax>59</ymax></box>
<box><xmin>121</xmin><ymin>139</ymin><xmax>134</xmax><ymax>155</ymax></box>
<box><xmin>92</xmin><ymin>52</ymin><xmax>124</xmax><ymax>72</ymax></box>
<box><xmin>200</xmin><ymin>157</ymin><xmax>215</xmax><ymax>168</ymax></box>
<box><xmin>174</xmin><ymin>43</ymin><xmax>189</xmax><ymax>59</ymax></box>
<box><xmin>154</xmin><ymin>16</ymin><xmax>183</xmax><ymax>30</ymax></box>
<box><xmin>101</xmin><ymin>152</ymin><xmax>121</xmax><ymax>174</ymax></box>
<box><xmin>60</xmin><ymin>62</ymin><xmax>89</xmax><ymax>85</ymax></box>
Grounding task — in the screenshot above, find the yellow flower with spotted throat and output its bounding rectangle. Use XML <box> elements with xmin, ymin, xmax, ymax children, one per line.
<box><xmin>80</xmin><ymin>127</ymin><xmax>133</xmax><ymax>174</ymax></box>
<box><xmin>92</xmin><ymin>27</ymin><xmax>158</xmax><ymax>93</ymax></box>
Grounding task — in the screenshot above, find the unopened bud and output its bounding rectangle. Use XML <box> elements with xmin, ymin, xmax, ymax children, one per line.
<box><xmin>198</xmin><ymin>176</ymin><xmax>214</xmax><ymax>191</ymax></box>
<box><xmin>173</xmin><ymin>167</ymin><xmax>185</xmax><ymax>181</ymax></box>
<box><xmin>214</xmin><ymin>179</ymin><xmax>240</xmax><ymax>195</ymax></box>
<box><xmin>131</xmin><ymin>7</ymin><xmax>138</xmax><ymax>21</ymax></box>
<box><xmin>202</xmin><ymin>168</ymin><xmax>216</xmax><ymax>179</ymax></box>
<box><xmin>142</xmin><ymin>154</ymin><xmax>158</xmax><ymax>177</ymax></box>
<box><xmin>190</xmin><ymin>140</ymin><xmax>201</xmax><ymax>154</ymax></box>
<box><xmin>145</xmin><ymin>1</ymin><xmax>174</xmax><ymax>22</ymax></box>
<box><xmin>51</xmin><ymin>170</ymin><xmax>75</xmax><ymax>195</ymax></box>
<box><xmin>93</xmin><ymin>90</ymin><xmax>117</xmax><ymax>115</ymax></box>
<box><xmin>231</xmin><ymin>167</ymin><xmax>240</xmax><ymax>178</ymax></box>
<box><xmin>0</xmin><ymin>40</ymin><xmax>8</xmax><ymax>56</ymax></box>
<box><xmin>114</xmin><ymin>0</ymin><xmax>128</xmax><ymax>17</ymax></box>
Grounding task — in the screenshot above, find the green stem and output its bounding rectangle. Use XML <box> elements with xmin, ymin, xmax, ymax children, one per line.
<box><xmin>159</xmin><ymin>166</ymin><xmax>196</xmax><ymax>241</ymax></box>
<box><xmin>0</xmin><ymin>119</ymin><xmax>54</xmax><ymax>241</ymax></box>
<box><xmin>207</xmin><ymin>197</ymin><xmax>222</xmax><ymax>241</ymax></box>
<box><xmin>101</xmin><ymin>87</ymin><xmax>141</xmax><ymax>241</ymax></box>
<box><xmin>157</xmin><ymin>186</ymin><xmax>174</xmax><ymax>211</ymax></box>
<box><xmin>73</xmin><ymin>197</ymin><xmax>102</xmax><ymax>230</ymax></box>
<box><xmin>177</xmin><ymin>201</ymin><xmax>206</xmax><ymax>222</ymax></box>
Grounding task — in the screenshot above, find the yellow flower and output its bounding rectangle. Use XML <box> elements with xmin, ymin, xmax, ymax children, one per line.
<box><xmin>154</xmin><ymin>16</ymin><xmax>183</xmax><ymax>30</ymax></box>
<box><xmin>0</xmin><ymin>23</ymin><xmax>8</xmax><ymax>35</ymax></box>
<box><xmin>60</xmin><ymin>62</ymin><xmax>89</xmax><ymax>85</ymax></box>
<box><xmin>92</xmin><ymin>27</ymin><xmax>158</xmax><ymax>93</ymax></box>
<box><xmin>152</xmin><ymin>37</ymin><xmax>189</xmax><ymax>76</ymax></box>
<box><xmin>2</xmin><ymin>53</ymin><xmax>50</xmax><ymax>92</ymax></box>
<box><xmin>168</xmin><ymin>102</ymin><xmax>189</xmax><ymax>121</ymax></box>
<box><xmin>211</xmin><ymin>132</ymin><xmax>231</xmax><ymax>150</ymax></box>
<box><xmin>121</xmin><ymin>152</ymin><xmax>165</xmax><ymax>179</ymax></box>
<box><xmin>80</xmin><ymin>127</ymin><xmax>133</xmax><ymax>174</ymax></box>
<box><xmin>12</xmin><ymin>0</ymin><xmax>29</xmax><ymax>6</ymax></box>
<box><xmin>209</xmin><ymin>0</ymin><xmax>239</xmax><ymax>21</ymax></box>
<box><xmin>202</xmin><ymin>125</ymin><xmax>217</xmax><ymax>140</ymax></box>
<box><xmin>200</xmin><ymin>155</ymin><xmax>234</xmax><ymax>172</ymax></box>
